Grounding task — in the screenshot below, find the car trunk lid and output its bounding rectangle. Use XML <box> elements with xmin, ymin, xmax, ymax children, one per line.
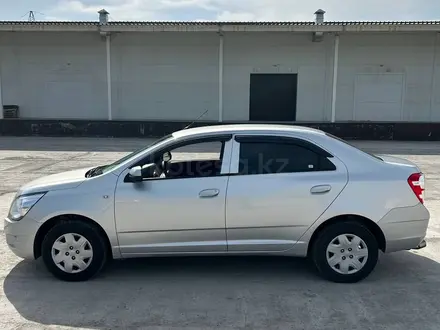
<box><xmin>375</xmin><ymin>154</ymin><xmax>421</xmax><ymax>172</ymax></box>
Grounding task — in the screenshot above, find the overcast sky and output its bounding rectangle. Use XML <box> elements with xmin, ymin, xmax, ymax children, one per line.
<box><xmin>1</xmin><ymin>0</ymin><xmax>440</xmax><ymax>22</ymax></box>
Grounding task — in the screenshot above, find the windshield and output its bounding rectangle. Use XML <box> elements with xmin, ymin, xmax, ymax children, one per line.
<box><xmin>102</xmin><ymin>134</ymin><xmax>174</xmax><ymax>173</ymax></box>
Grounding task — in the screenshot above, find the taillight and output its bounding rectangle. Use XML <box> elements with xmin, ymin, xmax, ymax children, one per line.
<box><xmin>407</xmin><ymin>173</ymin><xmax>425</xmax><ymax>204</ymax></box>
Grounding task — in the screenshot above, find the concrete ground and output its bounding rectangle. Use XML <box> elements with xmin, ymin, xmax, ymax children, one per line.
<box><xmin>1</xmin><ymin>137</ymin><xmax>440</xmax><ymax>330</ymax></box>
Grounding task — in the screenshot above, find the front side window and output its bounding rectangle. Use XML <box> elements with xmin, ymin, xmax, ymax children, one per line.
<box><xmin>165</xmin><ymin>141</ymin><xmax>224</xmax><ymax>179</ymax></box>
<box><xmin>103</xmin><ymin>134</ymin><xmax>174</xmax><ymax>173</ymax></box>
<box><xmin>138</xmin><ymin>138</ymin><xmax>229</xmax><ymax>180</ymax></box>
<box><xmin>170</xmin><ymin>141</ymin><xmax>222</xmax><ymax>162</ymax></box>
<box><xmin>238</xmin><ymin>139</ymin><xmax>336</xmax><ymax>175</ymax></box>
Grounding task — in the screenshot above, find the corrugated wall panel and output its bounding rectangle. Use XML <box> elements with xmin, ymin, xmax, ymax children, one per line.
<box><xmin>222</xmin><ymin>32</ymin><xmax>332</xmax><ymax>121</ymax></box>
<box><xmin>111</xmin><ymin>33</ymin><xmax>219</xmax><ymax>121</ymax></box>
<box><xmin>0</xmin><ymin>32</ymin><xmax>107</xmax><ymax>119</ymax></box>
<box><xmin>337</xmin><ymin>32</ymin><xmax>436</xmax><ymax>122</ymax></box>
<box><xmin>0</xmin><ymin>31</ymin><xmax>440</xmax><ymax>122</ymax></box>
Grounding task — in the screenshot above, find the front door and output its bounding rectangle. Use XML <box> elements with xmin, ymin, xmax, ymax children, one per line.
<box><xmin>114</xmin><ymin>137</ymin><xmax>232</xmax><ymax>256</ymax></box>
<box><xmin>225</xmin><ymin>135</ymin><xmax>348</xmax><ymax>252</ymax></box>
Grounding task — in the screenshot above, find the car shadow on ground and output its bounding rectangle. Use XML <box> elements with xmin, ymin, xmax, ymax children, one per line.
<box><xmin>4</xmin><ymin>252</ymin><xmax>440</xmax><ymax>329</ymax></box>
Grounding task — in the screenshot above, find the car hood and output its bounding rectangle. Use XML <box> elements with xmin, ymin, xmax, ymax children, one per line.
<box><xmin>17</xmin><ymin>167</ymin><xmax>92</xmax><ymax>195</ymax></box>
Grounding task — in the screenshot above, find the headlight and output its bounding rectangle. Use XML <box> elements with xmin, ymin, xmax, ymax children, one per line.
<box><xmin>8</xmin><ymin>192</ymin><xmax>46</xmax><ymax>221</ymax></box>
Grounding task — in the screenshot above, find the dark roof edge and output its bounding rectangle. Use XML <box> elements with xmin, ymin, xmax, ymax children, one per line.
<box><xmin>1</xmin><ymin>20</ymin><xmax>440</xmax><ymax>33</ymax></box>
<box><xmin>1</xmin><ymin>20</ymin><xmax>440</xmax><ymax>25</ymax></box>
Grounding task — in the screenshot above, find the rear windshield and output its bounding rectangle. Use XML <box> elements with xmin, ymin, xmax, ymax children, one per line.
<box><xmin>325</xmin><ymin>133</ymin><xmax>383</xmax><ymax>161</ymax></box>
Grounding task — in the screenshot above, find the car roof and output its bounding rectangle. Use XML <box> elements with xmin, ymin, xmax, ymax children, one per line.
<box><xmin>172</xmin><ymin>124</ymin><xmax>325</xmax><ymax>139</ymax></box>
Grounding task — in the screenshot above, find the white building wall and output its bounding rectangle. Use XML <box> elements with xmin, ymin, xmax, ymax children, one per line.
<box><xmin>0</xmin><ymin>32</ymin><xmax>107</xmax><ymax>119</ymax></box>
<box><xmin>0</xmin><ymin>30</ymin><xmax>439</xmax><ymax>122</ymax></box>
<box><xmin>110</xmin><ymin>32</ymin><xmax>219</xmax><ymax>121</ymax></box>
<box><xmin>429</xmin><ymin>33</ymin><xmax>440</xmax><ymax>121</ymax></box>
<box><xmin>336</xmin><ymin>32</ymin><xmax>438</xmax><ymax>122</ymax></box>
<box><xmin>222</xmin><ymin>32</ymin><xmax>334</xmax><ymax>121</ymax></box>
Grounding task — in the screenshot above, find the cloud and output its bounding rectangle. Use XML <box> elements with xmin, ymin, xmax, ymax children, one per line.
<box><xmin>49</xmin><ymin>0</ymin><xmax>162</xmax><ymax>20</ymax></box>
<box><xmin>216</xmin><ymin>11</ymin><xmax>256</xmax><ymax>22</ymax></box>
<box><xmin>46</xmin><ymin>0</ymin><xmax>440</xmax><ymax>22</ymax></box>
<box><xmin>43</xmin><ymin>16</ymin><xmax>72</xmax><ymax>21</ymax></box>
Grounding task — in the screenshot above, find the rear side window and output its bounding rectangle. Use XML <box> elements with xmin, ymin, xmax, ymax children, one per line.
<box><xmin>238</xmin><ymin>141</ymin><xmax>336</xmax><ymax>175</ymax></box>
<box><xmin>325</xmin><ymin>133</ymin><xmax>383</xmax><ymax>161</ymax></box>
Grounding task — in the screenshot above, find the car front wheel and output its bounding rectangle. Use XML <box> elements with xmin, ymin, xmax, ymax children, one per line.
<box><xmin>41</xmin><ymin>220</ymin><xmax>108</xmax><ymax>281</ymax></box>
<box><xmin>311</xmin><ymin>221</ymin><xmax>379</xmax><ymax>283</ymax></box>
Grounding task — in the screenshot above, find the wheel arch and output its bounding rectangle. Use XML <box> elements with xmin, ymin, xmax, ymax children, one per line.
<box><xmin>33</xmin><ymin>214</ymin><xmax>112</xmax><ymax>259</ymax></box>
<box><xmin>307</xmin><ymin>214</ymin><xmax>386</xmax><ymax>255</ymax></box>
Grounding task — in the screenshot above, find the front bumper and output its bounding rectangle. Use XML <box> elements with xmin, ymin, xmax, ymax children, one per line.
<box><xmin>4</xmin><ymin>216</ymin><xmax>41</xmax><ymax>259</ymax></box>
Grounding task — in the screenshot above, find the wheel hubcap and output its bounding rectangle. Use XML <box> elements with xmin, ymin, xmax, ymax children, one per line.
<box><xmin>51</xmin><ymin>233</ymin><xmax>93</xmax><ymax>274</ymax></box>
<box><xmin>326</xmin><ymin>234</ymin><xmax>368</xmax><ymax>275</ymax></box>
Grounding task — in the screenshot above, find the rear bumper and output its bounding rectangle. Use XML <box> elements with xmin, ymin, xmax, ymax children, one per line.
<box><xmin>378</xmin><ymin>204</ymin><xmax>430</xmax><ymax>253</ymax></box>
<box><xmin>414</xmin><ymin>239</ymin><xmax>427</xmax><ymax>250</ymax></box>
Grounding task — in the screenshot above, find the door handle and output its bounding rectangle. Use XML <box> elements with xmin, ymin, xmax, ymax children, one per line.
<box><xmin>199</xmin><ymin>189</ymin><xmax>220</xmax><ymax>198</ymax></box>
<box><xmin>310</xmin><ymin>185</ymin><xmax>332</xmax><ymax>194</ymax></box>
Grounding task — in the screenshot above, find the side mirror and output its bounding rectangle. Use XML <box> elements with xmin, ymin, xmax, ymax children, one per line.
<box><xmin>128</xmin><ymin>163</ymin><xmax>157</xmax><ymax>182</ymax></box>
<box><xmin>128</xmin><ymin>166</ymin><xmax>142</xmax><ymax>182</ymax></box>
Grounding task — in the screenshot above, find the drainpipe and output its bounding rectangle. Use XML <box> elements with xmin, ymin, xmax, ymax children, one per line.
<box><xmin>0</xmin><ymin>68</ymin><xmax>3</xmax><ymax>119</ymax></box>
<box><xmin>106</xmin><ymin>34</ymin><xmax>112</xmax><ymax>121</ymax></box>
<box><xmin>430</xmin><ymin>32</ymin><xmax>439</xmax><ymax>121</ymax></box>
<box><xmin>218</xmin><ymin>30</ymin><xmax>224</xmax><ymax>122</ymax></box>
<box><xmin>0</xmin><ymin>36</ymin><xmax>3</xmax><ymax>120</ymax></box>
<box><xmin>99</xmin><ymin>9</ymin><xmax>112</xmax><ymax>120</ymax></box>
<box><xmin>331</xmin><ymin>34</ymin><xmax>340</xmax><ymax>123</ymax></box>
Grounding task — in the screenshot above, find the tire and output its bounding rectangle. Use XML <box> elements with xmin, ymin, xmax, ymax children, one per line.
<box><xmin>311</xmin><ymin>221</ymin><xmax>379</xmax><ymax>283</ymax></box>
<box><xmin>41</xmin><ymin>220</ymin><xmax>108</xmax><ymax>281</ymax></box>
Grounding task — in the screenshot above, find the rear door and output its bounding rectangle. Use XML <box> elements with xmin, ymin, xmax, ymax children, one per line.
<box><xmin>225</xmin><ymin>135</ymin><xmax>348</xmax><ymax>252</ymax></box>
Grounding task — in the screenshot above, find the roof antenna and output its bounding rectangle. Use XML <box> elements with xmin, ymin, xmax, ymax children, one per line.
<box><xmin>21</xmin><ymin>11</ymin><xmax>44</xmax><ymax>21</ymax></box>
<box><xmin>28</xmin><ymin>11</ymin><xmax>35</xmax><ymax>21</ymax></box>
<box><xmin>184</xmin><ymin>109</ymin><xmax>209</xmax><ymax>129</ymax></box>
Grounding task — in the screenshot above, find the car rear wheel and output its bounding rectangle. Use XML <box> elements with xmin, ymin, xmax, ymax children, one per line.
<box><xmin>311</xmin><ymin>221</ymin><xmax>379</xmax><ymax>283</ymax></box>
<box><xmin>41</xmin><ymin>220</ymin><xmax>108</xmax><ymax>281</ymax></box>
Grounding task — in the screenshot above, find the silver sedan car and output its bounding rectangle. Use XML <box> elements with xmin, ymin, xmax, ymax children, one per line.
<box><xmin>5</xmin><ymin>125</ymin><xmax>429</xmax><ymax>282</ymax></box>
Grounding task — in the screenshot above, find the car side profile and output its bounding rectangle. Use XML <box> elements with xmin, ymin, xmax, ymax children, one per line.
<box><xmin>5</xmin><ymin>124</ymin><xmax>429</xmax><ymax>283</ymax></box>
